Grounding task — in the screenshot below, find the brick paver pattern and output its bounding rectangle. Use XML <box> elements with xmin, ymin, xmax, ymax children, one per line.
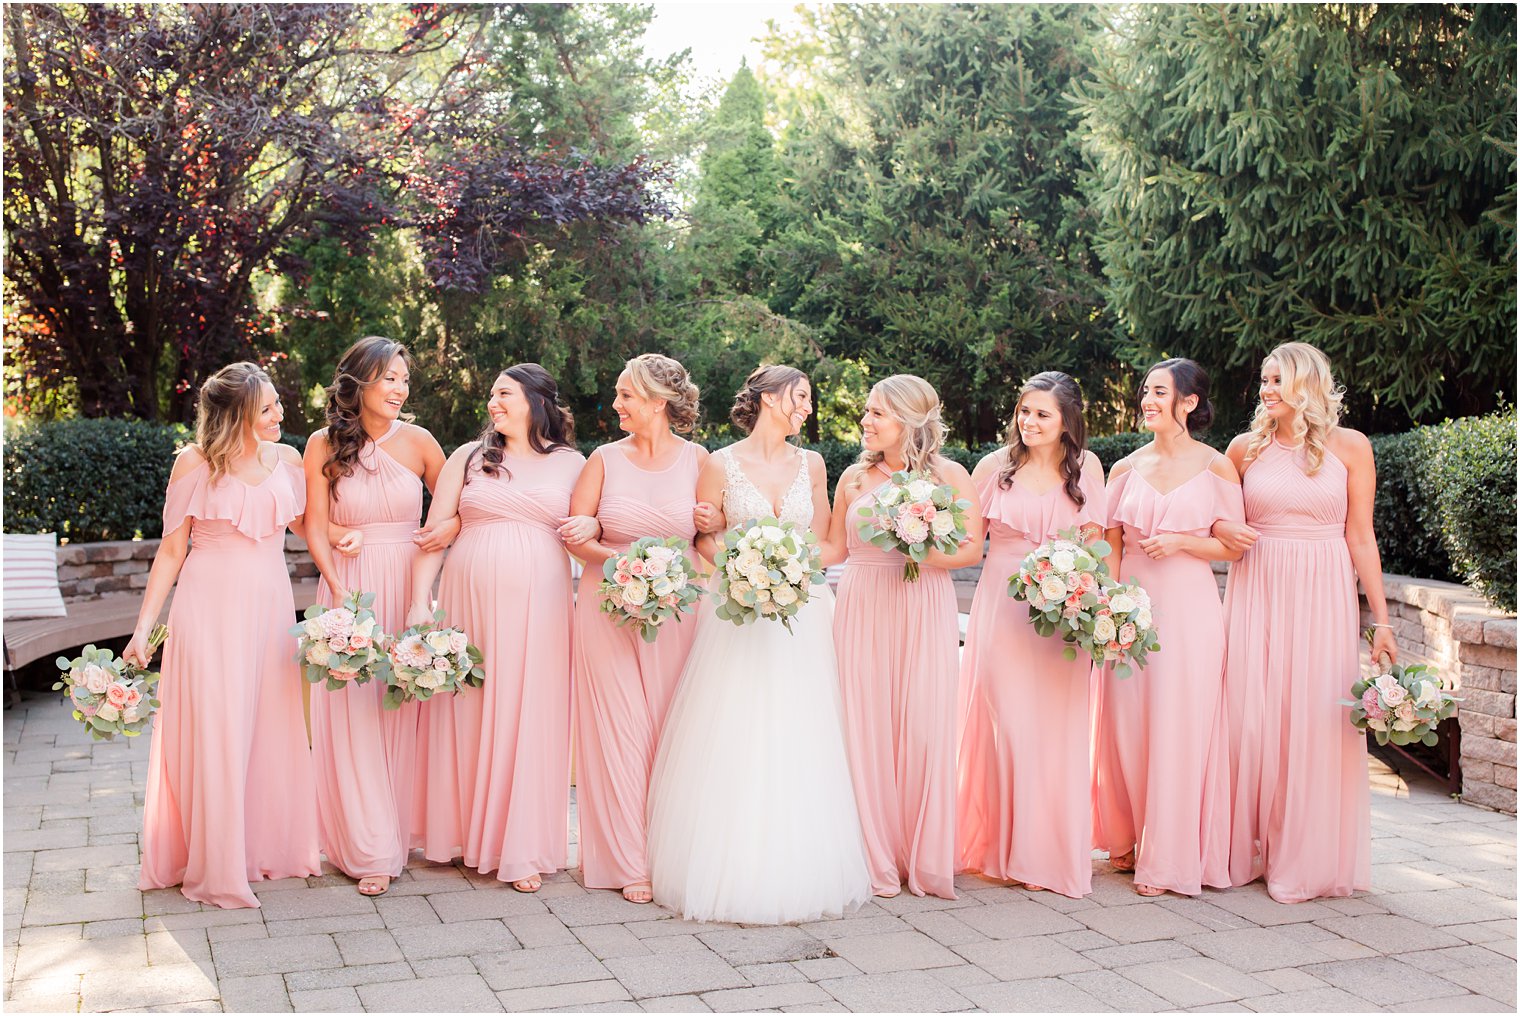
<box><xmin>4</xmin><ymin>692</ymin><xmax>1515</xmax><ymax>1013</ymax></box>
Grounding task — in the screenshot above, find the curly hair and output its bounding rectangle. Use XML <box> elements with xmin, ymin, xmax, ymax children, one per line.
<box><xmin>729</xmin><ymin>365</ymin><xmax>807</xmax><ymax>434</ymax></box>
<box><xmin>195</xmin><ymin>362</ymin><xmax>272</xmax><ymax>482</ymax></box>
<box><xmin>466</xmin><ymin>364</ymin><xmax>576</xmax><ymax>482</ymax></box>
<box><xmin>854</xmin><ymin>374</ymin><xmax>946</xmax><ymax>491</ymax></box>
<box><xmin>997</xmin><ymin>371</ymin><xmax>1089</xmax><ymax>507</ymax></box>
<box><xmin>1243</xmin><ymin>342</ymin><xmax>1344</xmax><ymax>475</ymax></box>
<box><xmin>321</xmin><ymin>336</ymin><xmax>412</xmax><ymax>500</ymax></box>
<box><xmin>625</xmin><ymin>353</ymin><xmax>701</xmax><ymax>433</ymax></box>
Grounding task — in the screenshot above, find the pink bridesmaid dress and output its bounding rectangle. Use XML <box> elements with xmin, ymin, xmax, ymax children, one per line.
<box><xmin>417</xmin><ymin>448</ymin><xmax>585</xmax><ymax>883</ymax></box>
<box><xmin>140</xmin><ymin>453</ymin><xmax>321</xmax><ymax>908</ymax></box>
<box><xmin>1225</xmin><ymin>440</ymin><xmax>1370</xmax><ymax>902</ymax></box>
<box><xmin>1091</xmin><ymin>460</ymin><xmax>1242</xmax><ymax>896</ymax></box>
<box><xmin>835</xmin><ymin>465</ymin><xmax>959</xmax><ymax>899</ymax></box>
<box><xmin>573</xmin><ymin>441</ymin><xmax>702</xmax><ymax>891</ymax></box>
<box><xmin>311</xmin><ymin>422</ymin><xmax>423</xmax><ymax>880</ymax></box>
<box><xmin>957</xmin><ymin>461</ymin><xmax>1107</xmax><ymax>898</ymax></box>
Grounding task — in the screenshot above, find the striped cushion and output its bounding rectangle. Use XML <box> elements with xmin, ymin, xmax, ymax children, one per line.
<box><xmin>4</xmin><ymin>533</ymin><xmax>68</xmax><ymax>620</ymax></box>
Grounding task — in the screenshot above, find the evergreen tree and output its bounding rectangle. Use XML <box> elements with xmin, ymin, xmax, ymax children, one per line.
<box><xmin>1074</xmin><ymin>3</ymin><xmax>1516</xmax><ymax>428</ymax></box>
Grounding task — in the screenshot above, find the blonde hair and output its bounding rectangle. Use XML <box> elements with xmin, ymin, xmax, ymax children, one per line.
<box><xmin>195</xmin><ymin>362</ymin><xmax>272</xmax><ymax>482</ymax></box>
<box><xmin>855</xmin><ymin>374</ymin><xmax>946</xmax><ymax>489</ymax></box>
<box><xmin>625</xmin><ymin>353</ymin><xmax>701</xmax><ymax>433</ymax></box>
<box><xmin>1244</xmin><ymin>342</ymin><xmax>1344</xmax><ymax>474</ymax></box>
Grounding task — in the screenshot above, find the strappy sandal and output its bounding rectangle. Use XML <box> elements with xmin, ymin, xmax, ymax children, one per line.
<box><xmin>1023</xmin><ymin>883</ymin><xmax>1047</xmax><ymax>892</ymax></box>
<box><xmin>1110</xmin><ymin>850</ymin><xmax>1136</xmax><ymax>874</ymax></box>
<box><xmin>622</xmin><ymin>882</ymin><xmax>653</xmax><ymax>904</ymax></box>
<box><xmin>511</xmin><ymin>875</ymin><xmax>542</xmax><ymax>893</ymax></box>
<box><xmin>1135</xmin><ymin>883</ymin><xmax>1166</xmax><ymax>897</ymax></box>
<box><xmin>357</xmin><ymin>875</ymin><xmax>390</xmax><ymax>897</ymax></box>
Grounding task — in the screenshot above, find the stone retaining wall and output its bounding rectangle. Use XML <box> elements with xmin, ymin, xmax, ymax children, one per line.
<box><xmin>55</xmin><ymin>537</ymin><xmax>318</xmax><ymax>599</ymax></box>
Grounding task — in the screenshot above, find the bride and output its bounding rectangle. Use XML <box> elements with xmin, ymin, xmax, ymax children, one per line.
<box><xmin>647</xmin><ymin>365</ymin><xmax>872</xmax><ymax>923</ymax></box>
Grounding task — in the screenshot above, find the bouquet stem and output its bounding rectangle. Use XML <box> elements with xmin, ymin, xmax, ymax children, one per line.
<box><xmin>902</xmin><ymin>560</ymin><xmax>921</xmax><ymax>582</ymax></box>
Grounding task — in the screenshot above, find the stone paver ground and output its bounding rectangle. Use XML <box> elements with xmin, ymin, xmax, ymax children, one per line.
<box><xmin>4</xmin><ymin>691</ymin><xmax>1515</xmax><ymax>1013</ymax></box>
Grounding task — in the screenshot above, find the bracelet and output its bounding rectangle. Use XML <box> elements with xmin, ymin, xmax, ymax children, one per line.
<box><xmin>1371</xmin><ymin>623</ymin><xmax>1394</xmax><ymax>630</ymax></box>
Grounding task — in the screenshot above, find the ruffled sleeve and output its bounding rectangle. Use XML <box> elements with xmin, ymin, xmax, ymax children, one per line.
<box><xmin>1074</xmin><ymin>456</ymin><xmax>1108</xmax><ymax>531</ymax></box>
<box><xmin>160</xmin><ymin>455</ymin><xmax>304</xmax><ymax>541</ymax></box>
<box><xmin>1211</xmin><ymin>470</ymin><xmax>1245</xmax><ymax>527</ymax></box>
<box><xmin>1103</xmin><ymin>467</ymin><xmax>1134</xmax><ymax>531</ymax></box>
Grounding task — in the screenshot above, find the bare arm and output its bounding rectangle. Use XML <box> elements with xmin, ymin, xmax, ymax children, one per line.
<box><xmin>1138</xmin><ymin>457</ymin><xmax>1245</xmax><ymax>564</ymax></box>
<box><xmin>408</xmin><ymin>444</ymin><xmax>472</xmax><ymax>625</ymax></box>
<box><xmin>922</xmin><ymin>458</ymin><xmax>984</xmax><ymax>570</ymax></box>
<box><xmin>693</xmin><ymin>452</ymin><xmax>730</xmax><ymax>565</ymax></box>
<box><xmin>1102</xmin><ymin>458</ymin><xmax>1131</xmax><ymax>576</ymax></box>
<box><xmin>1336</xmin><ymin>429</ymin><xmax>1397</xmax><ymax>665</ymax></box>
<box><xmin>1212</xmin><ymin>434</ymin><xmax>1260</xmax><ymax>554</ymax></box>
<box><xmin>301</xmin><ymin>432</ymin><xmax>350</xmax><ymax>603</ymax></box>
<box><xmin>122</xmin><ymin>451</ymin><xmax>202</xmax><ymax>668</ymax></box>
<box><xmin>562</xmin><ymin>448</ymin><xmax>614</xmax><ymax>567</ymax></box>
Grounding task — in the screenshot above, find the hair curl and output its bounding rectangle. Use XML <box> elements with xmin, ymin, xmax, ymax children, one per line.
<box><xmin>1243</xmin><ymin>342</ymin><xmax>1344</xmax><ymax>475</ymax></box>
<box><xmin>730</xmin><ymin>365</ymin><xmax>807</xmax><ymax>434</ymax></box>
<box><xmin>322</xmin><ymin>336</ymin><xmax>412</xmax><ymax>500</ymax></box>
<box><xmin>855</xmin><ymin>374</ymin><xmax>946</xmax><ymax>491</ymax></box>
<box><xmin>466</xmin><ymin>364</ymin><xmax>575</xmax><ymax>482</ymax></box>
<box><xmin>1140</xmin><ymin>358</ymin><xmax>1214</xmax><ymax>434</ymax></box>
<box><xmin>624</xmin><ymin>353</ymin><xmax>701</xmax><ymax>433</ymax></box>
<box><xmin>997</xmin><ymin>371</ymin><xmax>1089</xmax><ymax>507</ymax></box>
<box><xmin>195</xmin><ymin>362</ymin><xmax>272</xmax><ymax>482</ymax></box>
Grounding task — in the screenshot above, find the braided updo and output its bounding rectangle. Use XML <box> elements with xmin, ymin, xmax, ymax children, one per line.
<box><xmin>625</xmin><ymin>353</ymin><xmax>701</xmax><ymax>433</ymax></box>
<box><xmin>729</xmin><ymin>364</ymin><xmax>808</xmax><ymax>434</ymax></box>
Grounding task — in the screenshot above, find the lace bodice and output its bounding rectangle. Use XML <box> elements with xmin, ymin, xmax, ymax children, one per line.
<box><xmin>721</xmin><ymin>447</ymin><xmax>815</xmax><ymax>530</ymax></box>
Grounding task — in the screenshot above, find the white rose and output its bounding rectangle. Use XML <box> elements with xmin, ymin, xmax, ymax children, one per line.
<box><xmin>1135</xmin><ymin>608</ymin><xmax>1153</xmax><ymax>630</ymax></box>
<box><xmin>644</xmin><ymin>558</ymin><xmax>668</xmax><ymax>578</ymax></box>
<box><xmin>781</xmin><ymin>560</ymin><xmax>804</xmax><ymax>584</ymax></box>
<box><xmin>772</xmin><ymin>584</ymin><xmax>798</xmax><ymax>606</ymax></box>
<box><xmin>746</xmin><ymin>567</ymin><xmax>772</xmax><ymax>588</ymax></box>
<box><xmin>1050</xmin><ymin>550</ymin><xmax>1077</xmax><ymax>573</ymax></box>
<box><xmin>1039</xmin><ymin>576</ymin><xmax>1068</xmax><ymax>601</ymax></box>
<box><xmin>415</xmin><ymin>670</ymin><xmax>443</xmax><ymax>690</ymax></box>
<box><xmin>306</xmin><ymin>644</ymin><xmax>333</xmax><ymax>667</ymax></box>
<box><xmin>96</xmin><ymin>702</ymin><xmax>120</xmax><ymax>722</ymax></box>
<box><xmin>622</xmin><ymin>579</ymin><xmax>650</xmax><ymax>606</ymax></box>
<box><xmin>651</xmin><ymin>576</ymin><xmax>674</xmax><ymax>597</ymax></box>
<box><xmin>931</xmin><ymin>512</ymin><xmax>956</xmax><ymax>538</ymax></box>
<box><xmin>1092</xmin><ymin>616</ymin><xmax>1117</xmax><ymax>643</ymax></box>
<box><xmin>906</xmin><ymin>479</ymin><xmax>936</xmax><ymax>502</ymax></box>
<box><xmin>355</xmin><ymin>617</ymin><xmax>376</xmax><ymax>639</ymax></box>
<box><xmin>303</xmin><ymin>618</ymin><xmax>326</xmax><ymax>640</ymax></box>
<box><xmin>754</xmin><ymin>588</ymin><xmax>772</xmax><ymax>603</ymax></box>
<box><xmin>736</xmin><ymin>548</ymin><xmax>763</xmax><ymax>571</ymax></box>
<box><xmin>425</xmin><ymin>631</ymin><xmax>453</xmax><ymax>656</ymax></box>
<box><xmin>1414</xmin><ymin>680</ymin><xmax>1441</xmax><ymax>709</ymax></box>
<box><xmin>122</xmin><ymin>707</ymin><xmax>140</xmax><ymax>724</ymax></box>
<box><xmin>729</xmin><ymin>580</ymin><xmax>754</xmax><ymax>602</ymax></box>
<box><xmin>1108</xmin><ymin>593</ymin><xmax>1136</xmax><ymax>614</ymax></box>
<box><xmin>671</xmin><ymin>572</ymin><xmax>688</xmax><ymax>591</ymax></box>
<box><xmin>759</xmin><ymin>526</ymin><xmax>784</xmax><ymax>543</ymax></box>
<box><xmin>83</xmin><ymin>665</ymin><xmax>112</xmax><ymax>695</ymax></box>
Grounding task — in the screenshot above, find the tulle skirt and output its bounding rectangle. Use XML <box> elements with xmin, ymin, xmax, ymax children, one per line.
<box><xmin>648</xmin><ymin>586</ymin><xmax>872</xmax><ymax>924</ymax></box>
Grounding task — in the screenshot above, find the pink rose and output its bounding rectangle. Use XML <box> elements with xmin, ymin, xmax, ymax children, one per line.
<box><xmin>1395</xmin><ymin>700</ymin><xmax>1416</xmax><ymax>722</ymax></box>
<box><xmin>448</xmin><ymin>632</ymin><xmax>468</xmax><ymax>655</ymax></box>
<box><xmin>630</xmin><ymin>560</ymin><xmax>645</xmax><ymax>577</ymax></box>
<box><xmin>124</xmin><ymin>687</ymin><xmax>143</xmax><ymax>708</ymax></box>
<box><xmin>331</xmin><ymin>668</ymin><xmax>358</xmax><ymax>682</ymax></box>
<box><xmin>921</xmin><ymin>505</ymin><xmax>936</xmax><ymax>521</ymax></box>
<box><xmin>1078</xmin><ymin>572</ymin><xmax>1097</xmax><ymax>591</ymax></box>
<box><xmin>659</xmin><ymin>594</ymin><xmax>678</xmax><ymax>608</ymax></box>
<box><xmin>1062</xmin><ymin>607</ymin><xmax>1079</xmax><ymax>619</ymax></box>
<box><xmin>349</xmin><ymin>634</ymin><xmax>371</xmax><ymax>650</ymax></box>
<box><xmin>82</xmin><ymin>704</ymin><xmax>97</xmax><ymax>717</ymax></box>
<box><xmin>328</xmin><ymin>636</ymin><xmax>349</xmax><ymax>653</ymax></box>
<box><xmin>614</xmin><ymin>571</ymin><xmax>631</xmax><ymax>585</ymax></box>
<box><xmin>432</xmin><ymin>657</ymin><xmax>451</xmax><ymax>672</ymax></box>
<box><xmin>1107</xmin><ymin>641</ymin><xmax>1120</xmax><ymax>652</ymax></box>
<box><xmin>1118</xmin><ymin>623</ymin><xmax>1137</xmax><ymax>646</ymax></box>
<box><xmin>1066</xmin><ymin>594</ymin><xmax>1082</xmax><ymax>609</ymax></box>
<box><xmin>105</xmin><ymin>683</ymin><xmax>129</xmax><ymax>707</ymax></box>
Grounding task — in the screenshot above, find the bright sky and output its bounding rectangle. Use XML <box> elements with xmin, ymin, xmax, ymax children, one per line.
<box><xmin>643</xmin><ymin>2</ymin><xmax>805</xmax><ymax>87</ymax></box>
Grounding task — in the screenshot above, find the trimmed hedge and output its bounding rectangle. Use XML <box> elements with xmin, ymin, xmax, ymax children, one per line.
<box><xmin>1422</xmin><ymin>411</ymin><xmax>1516</xmax><ymax>611</ymax></box>
<box><xmin>1369</xmin><ymin>428</ymin><xmax>1454</xmax><ymax>582</ymax></box>
<box><xmin>4</xmin><ymin>418</ymin><xmax>191</xmax><ymax>542</ymax></box>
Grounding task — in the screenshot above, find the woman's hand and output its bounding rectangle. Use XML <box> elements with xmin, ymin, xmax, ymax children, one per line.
<box><xmin>1371</xmin><ymin>626</ymin><xmax>1399</xmax><ymax>668</ymax></box>
<box><xmin>406</xmin><ymin>601</ymin><xmax>434</xmax><ymax>628</ymax></box>
<box><xmin>693</xmin><ymin>501</ymin><xmax>723</xmax><ymax>535</ymax></box>
<box><xmin>122</xmin><ymin>628</ymin><xmax>154</xmax><ymax>670</ymax></box>
<box><xmin>333</xmin><ymin>529</ymin><xmax>364</xmax><ymax>559</ymax></box>
<box><xmin>1213</xmin><ymin>520</ymin><xmax>1259</xmax><ymax>555</ymax></box>
<box><xmin>558</xmin><ymin>515</ymin><xmax>600</xmax><ymax>545</ymax></box>
<box><xmin>414</xmin><ymin>516</ymin><xmax>461</xmax><ymax>553</ymax></box>
<box><xmin>1138</xmin><ymin>533</ymin><xmax>1188</xmax><ymax>560</ymax></box>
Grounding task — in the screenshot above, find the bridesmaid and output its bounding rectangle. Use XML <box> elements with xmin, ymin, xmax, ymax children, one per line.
<box><xmin>1219</xmin><ymin>342</ymin><xmax>1392</xmax><ymax>902</ymax></box>
<box><xmin>303</xmin><ymin>336</ymin><xmax>447</xmax><ymax>897</ymax></box>
<box><xmin>126</xmin><ymin>362</ymin><xmax>321</xmax><ymax>908</ymax></box>
<box><xmin>1091</xmin><ymin>358</ymin><xmax>1243</xmax><ymax>897</ymax></box>
<box><xmin>956</xmin><ymin>372</ymin><xmax>1106</xmax><ymax>899</ymax></box>
<box><xmin>564</xmin><ymin>354</ymin><xmax>716</xmax><ymax>904</ymax></box>
<box><xmin>827</xmin><ymin>374</ymin><xmax>983</xmax><ymax>900</ymax></box>
<box><xmin>407</xmin><ymin>364</ymin><xmax>584</xmax><ymax>891</ymax></box>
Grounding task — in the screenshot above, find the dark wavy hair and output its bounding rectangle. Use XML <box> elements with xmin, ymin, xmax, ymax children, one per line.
<box><xmin>466</xmin><ymin>364</ymin><xmax>575</xmax><ymax>482</ymax></box>
<box><xmin>998</xmin><ymin>371</ymin><xmax>1089</xmax><ymax>507</ymax></box>
<box><xmin>1141</xmin><ymin>357</ymin><xmax>1215</xmax><ymax>434</ymax></box>
<box><xmin>321</xmin><ymin>336</ymin><xmax>412</xmax><ymax>500</ymax></box>
<box><xmin>730</xmin><ymin>364</ymin><xmax>807</xmax><ymax>434</ymax></box>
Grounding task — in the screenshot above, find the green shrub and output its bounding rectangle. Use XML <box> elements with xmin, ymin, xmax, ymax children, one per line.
<box><xmin>1087</xmin><ymin>432</ymin><xmax>1151</xmax><ymax>472</ymax></box>
<box><xmin>1426</xmin><ymin>410</ymin><xmax>1517</xmax><ymax>612</ymax></box>
<box><xmin>4</xmin><ymin>418</ymin><xmax>191</xmax><ymax>541</ymax></box>
<box><xmin>1369</xmin><ymin>428</ymin><xmax>1455</xmax><ymax>582</ymax></box>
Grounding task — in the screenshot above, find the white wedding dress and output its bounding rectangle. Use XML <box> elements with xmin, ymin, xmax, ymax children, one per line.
<box><xmin>647</xmin><ymin>448</ymin><xmax>872</xmax><ymax>923</ymax></box>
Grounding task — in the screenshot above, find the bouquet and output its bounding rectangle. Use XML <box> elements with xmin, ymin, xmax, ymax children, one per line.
<box><xmin>713</xmin><ymin>517</ymin><xmax>825</xmax><ymax>633</ymax></box>
<box><xmin>291</xmin><ymin>591</ymin><xmax>390</xmax><ymax>690</ymax></box>
<box><xmin>599</xmin><ymin>537</ymin><xmax>703</xmax><ymax>643</ymax></box>
<box><xmin>1345</xmin><ymin>635</ymin><xmax>1460</xmax><ymax>746</ymax></box>
<box><xmin>1008</xmin><ymin>527</ymin><xmax>1159</xmax><ymax>679</ymax></box>
<box><xmin>857</xmin><ymin>470</ymin><xmax>973</xmax><ymax>581</ymax></box>
<box><xmin>53</xmin><ymin>625</ymin><xmax>167</xmax><ymax>741</ymax></box>
<box><xmin>384</xmin><ymin>611</ymin><xmax>485</xmax><ymax>709</ymax></box>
